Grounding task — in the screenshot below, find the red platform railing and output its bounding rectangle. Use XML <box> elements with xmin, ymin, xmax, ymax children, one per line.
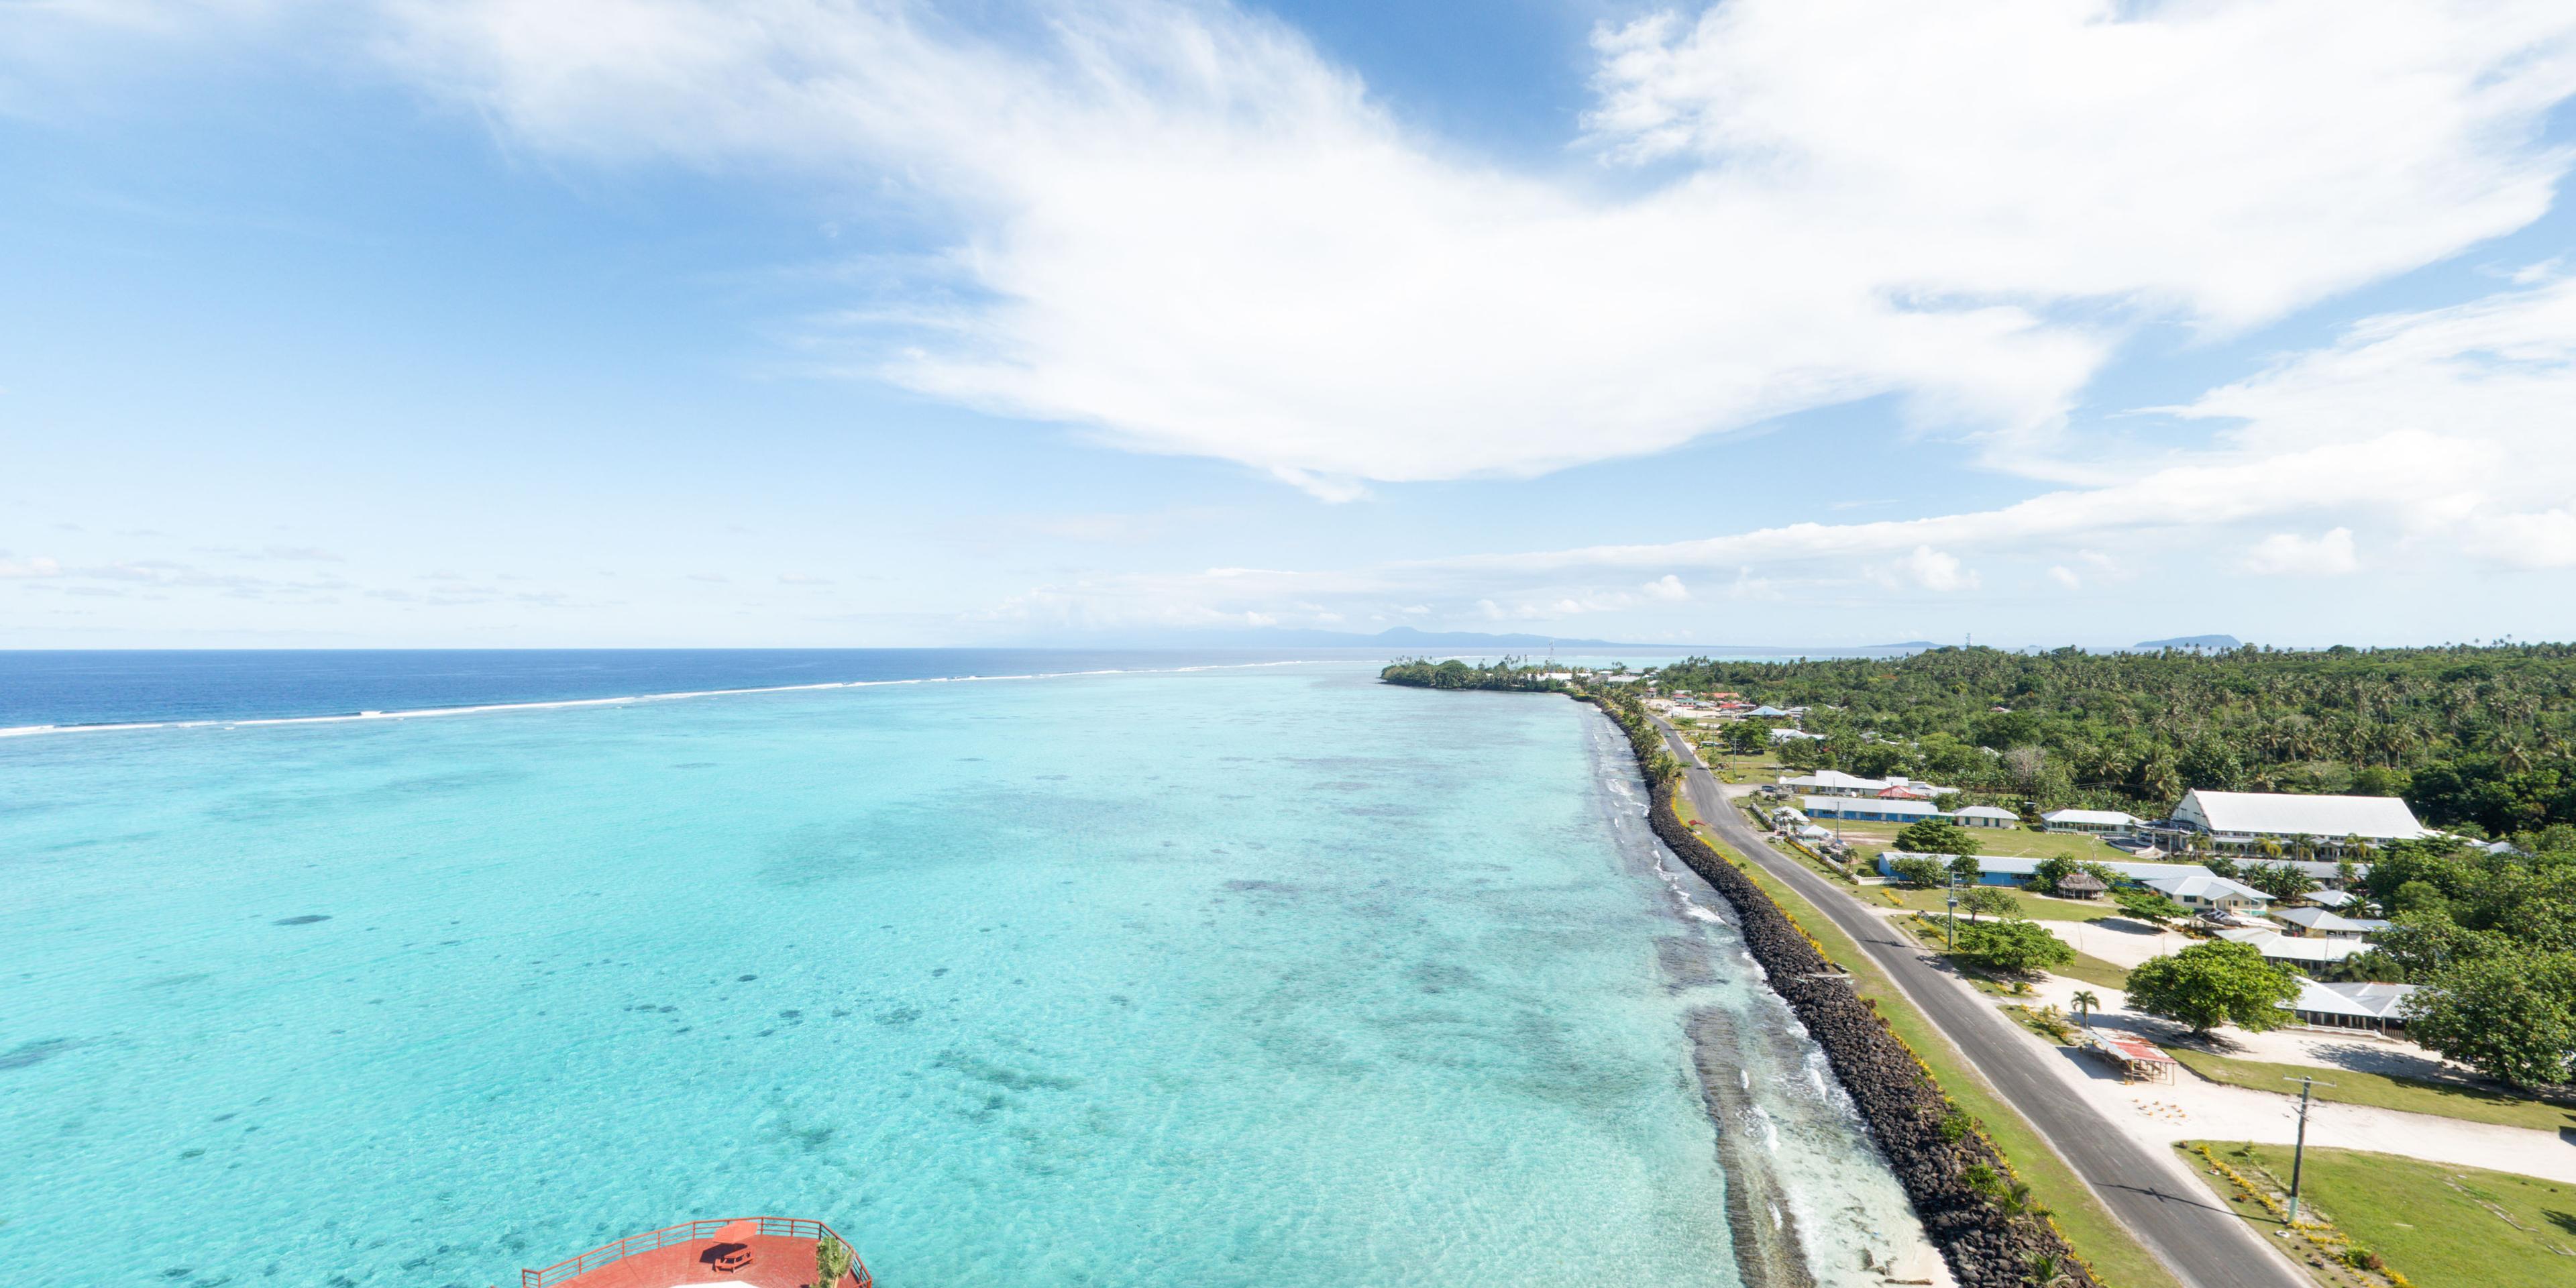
<box><xmin>521</xmin><ymin>1216</ymin><xmax>871</xmax><ymax>1288</ymax></box>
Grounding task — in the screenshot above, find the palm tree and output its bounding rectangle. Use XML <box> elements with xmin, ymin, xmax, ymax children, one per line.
<box><xmin>2025</xmin><ymin>1251</ymin><xmax>2080</xmax><ymax>1287</ymax></box>
<box><xmin>2070</xmin><ymin>989</ymin><xmax>2100</xmax><ymax>1028</ymax></box>
<box><xmin>815</xmin><ymin>1236</ymin><xmax>853</xmax><ymax>1287</ymax></box>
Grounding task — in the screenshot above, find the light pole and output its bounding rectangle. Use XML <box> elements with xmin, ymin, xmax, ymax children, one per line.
<box><xmin>2283</xmin><ymin>1075</ymin><xmax>2334</xmax><ymax>1224</ymax></box>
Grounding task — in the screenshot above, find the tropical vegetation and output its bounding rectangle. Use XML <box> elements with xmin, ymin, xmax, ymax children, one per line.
<box><xmin>1650</xmin><ymin>643</ymin><xmax>2576</xmax><ymax>835</ymax></box>
<box><xmin>2122</xmin><ymin>940</ymin><xmax>2302</xmax><ymax>1036</ymax></box>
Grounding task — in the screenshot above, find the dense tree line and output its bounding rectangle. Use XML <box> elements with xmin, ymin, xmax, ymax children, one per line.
<box><xmin>1378</xmin><ymin>657</ymin><xmax>1566</xmax><ymax>692</ymax></box>
<box><xmin>2361</xmin><ymin>835</ymin><xmax>2576</xmax><ymax>1085</ymax></box>
<box><xmin>1654</xmin><ymin>643</ymin><xmax>2576</xmax><ymax>837</ymax></box>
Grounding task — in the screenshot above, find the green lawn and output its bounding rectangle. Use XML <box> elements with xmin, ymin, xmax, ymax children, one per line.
<box><xmin>2054</xmin><ymin>950</ymin><xmax>2133</xmax><ymax>991</ymax></box>
<box><xmin>2163</xmin><ymin>1046</ymin><xmax>2576</xmax><ymax>1134</ymax></box>
<box><xmin>2183</xmin><ymin>1141</ymin><xmax>2576</xmax><ymax>1288</ymax></box>
<box><xmin>1878</xmin><ymin>885</ymin><xmax>2116</xmax><ymax>922</ymax></box>
<box><xmin>1691</xmin><ymin>822</ymin><xmax>2186</xmax><ymax>1288</ymax></box>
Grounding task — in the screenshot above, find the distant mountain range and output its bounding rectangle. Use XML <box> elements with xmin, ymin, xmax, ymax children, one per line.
<box><xmin>2134</xmin><ymin>635</ymin><xmax>2243</xmax><ymax>651</ymax></box>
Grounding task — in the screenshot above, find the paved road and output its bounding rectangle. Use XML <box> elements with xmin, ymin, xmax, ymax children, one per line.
<box><xmin>1652</xmin><ymin>718</ymin><xmax>2308</xmax><ymax>1288</ymax></box>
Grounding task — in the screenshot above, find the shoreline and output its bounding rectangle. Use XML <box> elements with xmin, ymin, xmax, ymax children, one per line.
<box><xmin>1576</xmin><ymin>690</ymin><xmax>2101</xmax><ymax>1288</ymax></box>
<box><xmin>1590</xmin><ymin>708</ymin><xmax>1941</xmax><ymax>1288</ymax></box>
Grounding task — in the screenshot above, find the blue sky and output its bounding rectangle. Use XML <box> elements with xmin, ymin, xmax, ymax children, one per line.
<box><xmin>7</xmin><ymin>0</ymin><xmax>2576</xmax><ymax>649</ymax></box>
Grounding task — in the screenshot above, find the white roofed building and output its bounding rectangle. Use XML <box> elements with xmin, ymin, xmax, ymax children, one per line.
<box><xmin>2163</xmin><ymin>790</ymin><xmax>2428</xmax><ymax>855</ymax></box>
<box><xmin>2219</xmin><ymin>926</ymin><xmax>2368</xmax><ymax>971</ymax></box>
<box><xmin>2269</xmin><ymin>906</ymin><xmax>2390</xmax><ymax>938</ymax></box>
<box><xmin>1778</xmin><ymin>771</ymin><xmax>1950</xmax><ymax>798</ymax></box>
<box><xmin>1801</xmin><ymin>795</ymin><xmax>1943</xmax><ymax>824</ymax></box>
<box><xmin>2042</xmin><ymin>808</ymin><xmax>2141</xmax><ymax>835</ymax></box>
<box><xmin>1952</xmin><ymin>805</ymin><xmax>2019</xmax><ymax>829</ymax></box>
<box><xmin>2282</xmin><ymin>979</ymin><xmax>2418</xmax><ymax>1032</ymax></box>
<box><xmin>2139</xmin><ymin>870</ymin><xmax>2272</xmax><ymax>914</ymax></box>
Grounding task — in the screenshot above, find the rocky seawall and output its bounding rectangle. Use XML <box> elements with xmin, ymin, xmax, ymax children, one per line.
<box><xmin>1580</xmin><ymin>693</ymin><xmax>2100</xmax><ymax>1288</ymax></box>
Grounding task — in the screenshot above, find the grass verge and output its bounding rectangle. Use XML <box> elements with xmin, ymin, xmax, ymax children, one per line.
<box><xmin>1684</xmin><ymin>819</ymin><xmax>2187</xmax><ymax>1288</ymax></box>
<box><xmin>2179</xmin><ymin>1140</ymin><xmax>2576</xmax><ymax>1288</ymax></box>
<box><xmin>2162</xmin><ymin>1046</ymin><xmax>2576</xmax><ymax>1134</ymax></box>
<box><xmin>1878</xmin><ymin>885</ymin><xmax>2118</xmax><ymax>923</ymax></box>
<box><xmin>2056</xmin><ymin>951</ymin><xmax>2134</xmax><ymax>991</ymax></box>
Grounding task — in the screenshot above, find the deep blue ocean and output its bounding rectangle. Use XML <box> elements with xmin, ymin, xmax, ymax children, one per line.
<box><xmin>0</xmin><ymin>652</ymin><xmax>1933</xmax><ymax>1287</ymax></box>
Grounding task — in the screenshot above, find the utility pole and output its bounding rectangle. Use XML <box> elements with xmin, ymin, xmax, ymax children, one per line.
<box><xmin>1946</xmin><ymin>869</ymin><xmax>1960</xmax><ymax>950</ymax></box>
<box><xmin>2283</xmin><ymin>1075</ymin><xmax>2333</xmax><ymax>1224</ymax></box>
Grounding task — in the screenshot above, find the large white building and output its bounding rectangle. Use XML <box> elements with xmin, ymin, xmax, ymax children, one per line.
<box><xmin>2163</xmin><ymin>790</ymin><xmax>2428</xmax><ymax>854</ymax></box>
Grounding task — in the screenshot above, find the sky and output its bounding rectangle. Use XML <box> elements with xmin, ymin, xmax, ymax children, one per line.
<box><xmin>7</xmin><ymin>0</ymin><xmax>2576</xmax><ymax>650</ymax></box>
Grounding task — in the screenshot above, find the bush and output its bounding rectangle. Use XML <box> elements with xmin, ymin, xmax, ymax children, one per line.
<box><xmin>1955</xmin><ymin>918</ymin><xmax>2076</xmax><ymax>975</ymax></box>
<box><xmin>1960</xmin><ymin>885</ymin><xmax>2019</xmax><ymax>920</ymax></box>
<box><xmin>2115</xmin><ymin>889</ymin><xmax>2188</xmax><ymax>924</ymax></box>
<box><xmin>2031</xmin><ymin>854</ymin><xmax>2080</xmax><ymax>894</ymax></box>
<box><xmin>1890</xmin><ymin>854</ymin><xmax>1947</xmax><ymax>888</ymax></box>
<box><xmin>1895</xmin><ymin>817</ymin><xmax>1981</xmax><ymax>857</ymax></box>
<box><xmin>2125</xmin><ymin>941</ymin><xmax>2303</xmax><ymax>1036</ymax></box>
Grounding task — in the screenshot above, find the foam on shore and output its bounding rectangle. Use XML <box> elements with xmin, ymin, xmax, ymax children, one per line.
<box><xmin>0</xmin><ymin>659</ymin><xmax>1330</xmax><ymax>739</ymax></box>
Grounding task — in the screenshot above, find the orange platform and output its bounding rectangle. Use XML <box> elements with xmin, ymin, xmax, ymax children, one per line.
<box><xmin>522</xmin><ymin>1217</ymin><xmax>871</xmax><ymax>1288</ymax></box>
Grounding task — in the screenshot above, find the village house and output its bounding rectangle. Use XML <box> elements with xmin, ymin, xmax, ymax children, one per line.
<box><xmin>1950</xmin><ymin>804</ymin><xmax>2019</xmax><ymax>830</ymax></box>
<box><xmin>1801</xmin><ymin>795</ymin><xmax>1943</xmax><ymax>824</ymax></box>
<box><xmin>2218</xmin><ymin>925</ymin><xmax>2368</xmax><ymax>971</ymax></box>
<box><xmin>2041</xmin><ymin>808</ymin><xmax>2142</xmax><ymax>836</ymax></box>
<box><xmin>1776</xmin><ymin>770</ymin><xmax>1950</xmax><ymax>798</ymax></box>
<box><xmin>2282</xmin><ymin>979</ymin><xmax>2418</xmax><ymax>1032</ymax></box>
<box><xmin>2137</xmin><ymin>869</ymin><xmax>2272</xmax><ymax>914</ymax></box>
<box><xmin>2269</xmin><ymin>906</ymin><xmax>2390</xmax><ymax>938</ymax></box>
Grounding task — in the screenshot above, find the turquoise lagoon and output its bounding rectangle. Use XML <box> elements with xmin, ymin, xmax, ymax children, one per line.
<box><xmin>1</xmin><ymin>662</ymin><xmax>1932</xmax><ymax>1286</ymax></box>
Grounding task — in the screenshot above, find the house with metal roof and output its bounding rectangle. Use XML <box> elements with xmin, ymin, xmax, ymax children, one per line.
<box><xmin>2041</xmin><ymin>808</ymin><xmax>2142</xmax><ymax>835</ymax></box>
<box><xmin>1801</xmin><ymin>795</ymin><xmax>1943</xmax><ymax>823</ymax></box>
<box><xmin>2139</xmin><ymin>870</ymin><xmax>2272</xmax><ymax>914</ymax></box>
<box><xmin>2164</xmin><ymin>790</ymin><xmax>2428</xmax><ymax>854</ymax></box>
<box><xmin>1779</xmin><ymin>769</ymin><xmax>1885</xmax><ymax>796</ymax></box>
<box><xmin>2269</xmin><ymin>906</ymin><xmax>2389</xmax><ymax>938</ymax></box>
<box><xmin>1951</xmin><ymin>805</ymin><xmax>2019</xmax><ymax>829</ymax></box>
<box><xmin>2216</xmin><ymin>926</ymin><xmax>2367</xmax><ymax>969</ymax></box>
<box><xmin>2281</xmin><ymin>979</ymin><xmax>2418</xmax><ymax>1032</ymax></box>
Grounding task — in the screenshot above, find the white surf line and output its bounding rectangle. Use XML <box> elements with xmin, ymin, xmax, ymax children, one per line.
<box><xmin>0</xmin><ymin>658</ymin><xmax>1345</xmax><ymax>739</ymax></box>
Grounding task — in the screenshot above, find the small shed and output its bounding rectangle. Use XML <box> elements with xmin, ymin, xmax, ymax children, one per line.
<box><xmin>2078</xmin><ymin>1032</ymin><xmax>2176</xmax><ymax>1083</ymax></box>
<box><xmin>2054</xmin><ymin>871</ymin><xmax>2106</xmax><ymax>900</ymax></box>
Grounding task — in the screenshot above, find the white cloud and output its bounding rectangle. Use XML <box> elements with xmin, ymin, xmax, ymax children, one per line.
<box><xmin>2244</xmin><ymin>528</ymin><xmax>2359</xmax><ymax>576</ymax></box>
<box><xmin>978</xmin><ymin>265</ymin><xmax>2576</xmax><ymax>623</ymax></box>
<box><xmin>1641</xmin><ymin>574</ymin><xmax>1690</xmax><ymax>600</ymax></box>
<box><xmin>0</xmin><ymin>555</ymin><xmax>62</xmax><ymax>578</ymax></box>
<box><xmin>2047</xmin><ymin>564</ymin><xmax>2083</xmax><ymax>591</ymax></box>
<box><xmin>2458</xmin><ymin>508</ymin><xmax>2576</xmax><ymax>569</ymax></box>
<box><xmin>1874</xmin><ymin>545</ymin><xmax>1980</xmax><ymax>592</ymax></box>
<box><xmin>350</xmin><ymin>0</ymin><xmax>2576</xmax><ymax>493</ymax></box>
<box><xmin>1587</xmin><ymin>1</ymin><xmax>2576</xmax><ymax>329</ymax></box>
